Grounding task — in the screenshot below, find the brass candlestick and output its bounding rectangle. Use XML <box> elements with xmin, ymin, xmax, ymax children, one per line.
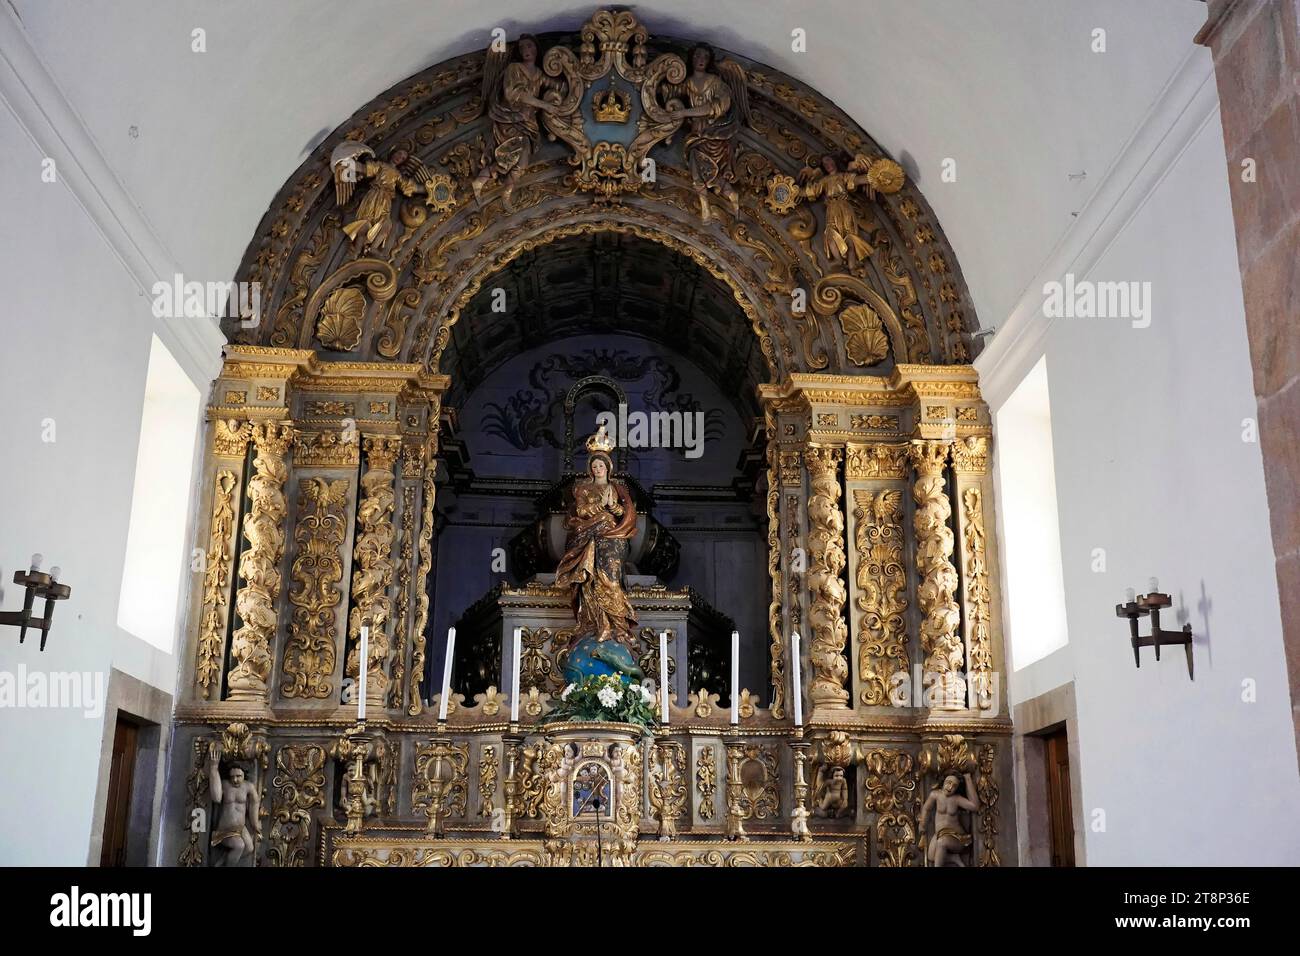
<box><xmin>724</xmin><ymin>737</ymin><xmax>748</xmax><ymax>842</ymax></box>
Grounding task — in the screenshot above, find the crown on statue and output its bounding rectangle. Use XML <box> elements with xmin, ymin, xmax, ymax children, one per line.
<box><xmin>593</xmin><ymin>82</ymin><xmax>632</xmax><ymax>123</ymax></box>
<box><xmin>586</xmin><ymin>424</ymin><xmax>616</xmax><ymax>454</ymax></box>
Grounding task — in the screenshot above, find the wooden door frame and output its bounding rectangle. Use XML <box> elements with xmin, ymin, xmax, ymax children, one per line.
<box><xmin>1011</xmin><ymin>681</ymin><xmax>1087</xmax><ymax>866</ymax></box>
<box><xmin>88</xmin><ymin>668</ymin><xmax>173</xmax><ymax>866</ymax></box>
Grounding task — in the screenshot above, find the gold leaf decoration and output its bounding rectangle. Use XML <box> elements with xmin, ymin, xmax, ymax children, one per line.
<box><xmin>316</xmin><ymin>286</ymin><xmax>366</xmax><ymax>352</ymax></box>
<box><xmin>840</xmin><ymin>303</ymin><xmax>890</xmax><ymax>366</ymax></box>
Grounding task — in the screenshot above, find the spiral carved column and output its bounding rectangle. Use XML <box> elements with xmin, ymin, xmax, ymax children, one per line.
<box><xmin>805</xmin><ymin>444</ymin><xmax>850</xmax><ymax>711</ymax></box>
<box><xmin>908</xmin><ymin>439</ymin><xmax>964</xmax><ymax>710</ymax></box>
<box><xmin>345</xmin><ymin>435</ymin><xmax>402</xmax><ymax>710</ymax></box>
<box><xmin>227</xmin><ymin>421</ymin><xmax>296</xmax><ymax>702</ymax></box>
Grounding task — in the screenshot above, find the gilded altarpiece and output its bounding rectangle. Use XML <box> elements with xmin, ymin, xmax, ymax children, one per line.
<box><xmin>161</xmin><ymin>8</ymin><xmax>1014</xmax><ymax>869</ymax></box>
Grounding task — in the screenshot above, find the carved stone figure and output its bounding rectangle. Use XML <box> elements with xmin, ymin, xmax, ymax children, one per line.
<box><xmin>207</xmin><ymin>743</ymin><xmax>261</xmax><ymax>866</ymax></box>
<box><xmin>658</xmin><ymin>44</ymin><xmax>751</xmax><ymax>222</ymax></box>
<box><xmin>474</xmin><ymin>34</ymin><xmax>586</xmax><ymax>210</ymax></box>
<box><xmin>330</xmin><ymin>142</ymin><xmax>441</xmax><ymax>256</ymax></box>
<box><xmin>813</xmin><ymin>766</ymin><xmax>852</xmax><ymax>819</ymax></box>
<box><xmin>919</xmin><ymin>772</ymin><xmax>978</xmax><ymax>867</ymax></box>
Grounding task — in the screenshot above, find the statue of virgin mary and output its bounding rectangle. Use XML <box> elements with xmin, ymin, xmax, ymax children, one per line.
<box><xmin>555</xmin><ymin>426</ymin><xmax>643</xmax><ymax>683</ymax></box>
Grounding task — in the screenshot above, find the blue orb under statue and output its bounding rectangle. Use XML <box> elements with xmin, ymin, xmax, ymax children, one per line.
<box><xmin>564</xmin><ymin>634</ymin><xmax>644</xmax><ymax>685</ymax></box>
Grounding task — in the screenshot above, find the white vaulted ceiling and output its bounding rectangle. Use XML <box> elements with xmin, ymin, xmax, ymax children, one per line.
<box><xmin>8</xmin><ymin>0</ymin><xmax>1208</xmax><ymax>334</ymax></box>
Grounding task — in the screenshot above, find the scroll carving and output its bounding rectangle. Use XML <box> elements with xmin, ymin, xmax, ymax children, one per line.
<box><xmin>861</xmin><ymin>748</ymin><xmax>919</xmax><ymax>866</ymax></box>
<box><xmin>479</xmin><ymin>745</ymin><xmax>499</xmax><ymax>817</ymax></box>
<box><xmin>414</xmin><ymin>740</ymin><xmax>470</xmax><ymax>820</ymax></box>
<box><xmin>267</xmin><ymin>744</ymin><xmax>327</xmax><ymax>867</ymax></box>
<box><xmin>228</xmin><ymin>422</ymin><xmax>294</xmax><ymax>702</ymax></box>
<box><xmin>765</xmin><ymin>408</ymin><xmax>786</xmax><ymax>719</ymax></box>
<box><xmin>976</xmin><ymin>743</ymin><xmax>1001</xmax><ymax>867</ymax></box>
<box><xmin>649</xmin><ymin>741</ymin><xmax>687</xmax><ymax>839</ymax></box>
<box><xmin>281</xmin><ymin>478</ymin><xmax>349</xmax><ymax>699</ymax></box>
<box><xmin>408</xmin><ymin>416</ymin><xmax>439</xmax><ymax>715</ymax></box>
<box><xmin>695</xmin><ymin>746</ymin><xmax>717</xmax><ymax>820</ymax></box>
<box><xmin>852</xmin><ymin>489</ymin><xmax>908</xmax><ymax>706</ymax></box>
<box><xmin>805</xmin><ymin>446</ymin><xmax>849</xmax><ymax>709</ymax></box>
<box><xmin>197</xmin><ymin>470</ymin><xmax>237</xmax><ymax>697</ymax></box>
<box><xmin>962</xmin><ymin>487</ymin><xmax>994</xmax><ymax>710</ymax></box>
<box><xmin>389</xmin><ymin>485</ymin><xmax>416</xmax><ymax>709</ymax></box>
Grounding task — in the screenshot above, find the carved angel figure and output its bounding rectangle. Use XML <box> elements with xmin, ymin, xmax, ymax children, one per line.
<box><xmin>799</xmin><ymin>154</ymin><xmax>883</xmax><ymax>268</ymax></box>
<box><xmin>473</xmin><ymin>34</ymin><xmax>586</xmax><ymax>210</ymax></box>
<box><xmin>659</xmin><ymin>44</ymin><xmax>751</xmax><ymax>223</ymax></box>
<box><xmin>331</xmin><ymin>142</ymin><xmax>441</xmax><ymax>256</ymax></box>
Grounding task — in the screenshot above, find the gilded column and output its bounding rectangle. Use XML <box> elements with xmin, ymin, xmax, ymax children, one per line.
<box><xmin>345</xmin><ymin>435</ymin><xmax>402</xmax><ymax>710</ymax></box>
<box><xmin>195</xmin><ymin>419</ymin><xmax>249</xmax><ymax>700</ymax></box>
<box><xmin>408</xmin><ymin>392</ymin><xmax>442</xmax><ymax>715</ymax></box>
<box><xmin>846</xmin><ymin>443</ymin><xmax>910</xmax><ymax>707</ymax></box>
<box><xmin>764</xmin><ymin>405</ymin><xmax>787</xmax><ymax>720</ymax></box>
<box><xmin>227</xmin><ymin>421</ymin><xmax>296</xmax><ymax>703</ymax></box>
<box><xmin>952</xmin><ymin>436</ymin><xmax>995</xmax><ymax>711</ymax></box>
<box><xmin>908</xmin><ymin>439</ymin><xmax>964</xmax><ymax>710</ymax></box>
<box><xmin>805</xmin><ymin>444</ymin><xmax>850</xmax><ymax>710</ymax></box>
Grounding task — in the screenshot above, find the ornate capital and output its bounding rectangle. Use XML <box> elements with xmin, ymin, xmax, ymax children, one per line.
<box><xmin>907</xmin><ymin>438</ymin><xmax>950</xmax><ymax>477</ymax></box>
<box><xmin>362</xmin><ymin>434</ymin><xmax>403</xmax><ymax>471</ymax></box>
<box><xmin>250</xmin><ymin>420</ymin><xmax>296</xmax><ymax>457</ymax></box>
<box><xmin>804</xmin><ymin>444</ymin><xmax>843</xmax><ymax>476</ymax></box>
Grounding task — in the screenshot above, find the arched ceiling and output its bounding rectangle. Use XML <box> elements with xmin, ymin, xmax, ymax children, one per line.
<box><xmin>8</xmin><ymin>0</ymin><xmax>1207</xmax><ymax>334</ymax></box>
<box><xmin>445</xmin><ymin>233</ymin><xmax>765</xmax><ymax>415</ymax></box>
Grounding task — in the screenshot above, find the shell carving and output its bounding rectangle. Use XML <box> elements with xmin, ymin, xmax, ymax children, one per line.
<box><xmin>316</xmin><ymin>286</ymin><xmax>367</xmax><ymax>352</ymax></box>
<box><xmin>840</xmin><ymin>303</ymin><xmax>890</xmax><ymax>366</ymax></box>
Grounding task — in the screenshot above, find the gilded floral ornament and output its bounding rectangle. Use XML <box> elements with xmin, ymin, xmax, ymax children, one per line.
<box><xmin>316</xmin><ymin>286</ymin><xmax>366</xmax><ymax>352</ymax></box>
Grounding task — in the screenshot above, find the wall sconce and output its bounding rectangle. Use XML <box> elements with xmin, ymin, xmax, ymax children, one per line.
<box><xmin>0</xmin><ymin>554</ymin><xmax>71</xmax><ymax>651</ymax></box>
<box><xmin>1114</xmin><ymin>578</ymin><xmax>1193</xmax><ymax>679</ymax></box>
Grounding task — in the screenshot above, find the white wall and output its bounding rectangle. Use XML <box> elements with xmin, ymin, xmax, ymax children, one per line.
<box><xmin>0</xmin><ymin>61</ymin><xmax>218</xmax><ymax>861</ymax></box>
<box><xmin>985</xmin><ymin>83</ymin><xmax>1300</xmax><ymax>863</ymax></box>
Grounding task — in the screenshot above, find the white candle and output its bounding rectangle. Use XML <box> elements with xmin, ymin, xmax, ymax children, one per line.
<box><xmin>1124</xmin><ymin>588</ymin><xmax>1135</xmax><ymax>604</ymax></box>
<box><xmin>659</xmin><ymin>630</ymin><xmax>669</xmax><ymax>725</ymax></box>
<box><xmin>510</xmin><ymin>626</ymin><xmax>522</xmax><ymax>723</ymax></box>
<box><xmin>1148</xmin><ymin>577</ymin><xmax>1160</xmax><ymax>594</ymax></box>
<box><xmin>791</xmin><ymin>631</ymin><xmax>803</xmax><ymax>726</ymax></box>
<box><xmin>438</xmin><ymin>626</ymin><xmax>456</xmax><ymax>721</ymax></box>
<box><xmin>730</xmin><ymin>630</ymin><xmax>740</xmax><ymax>725</ymax></box>
<box><xmin>357</xmin><ymin>625</ymin><xmax>369</xmax><ymax>722</ymax></box>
